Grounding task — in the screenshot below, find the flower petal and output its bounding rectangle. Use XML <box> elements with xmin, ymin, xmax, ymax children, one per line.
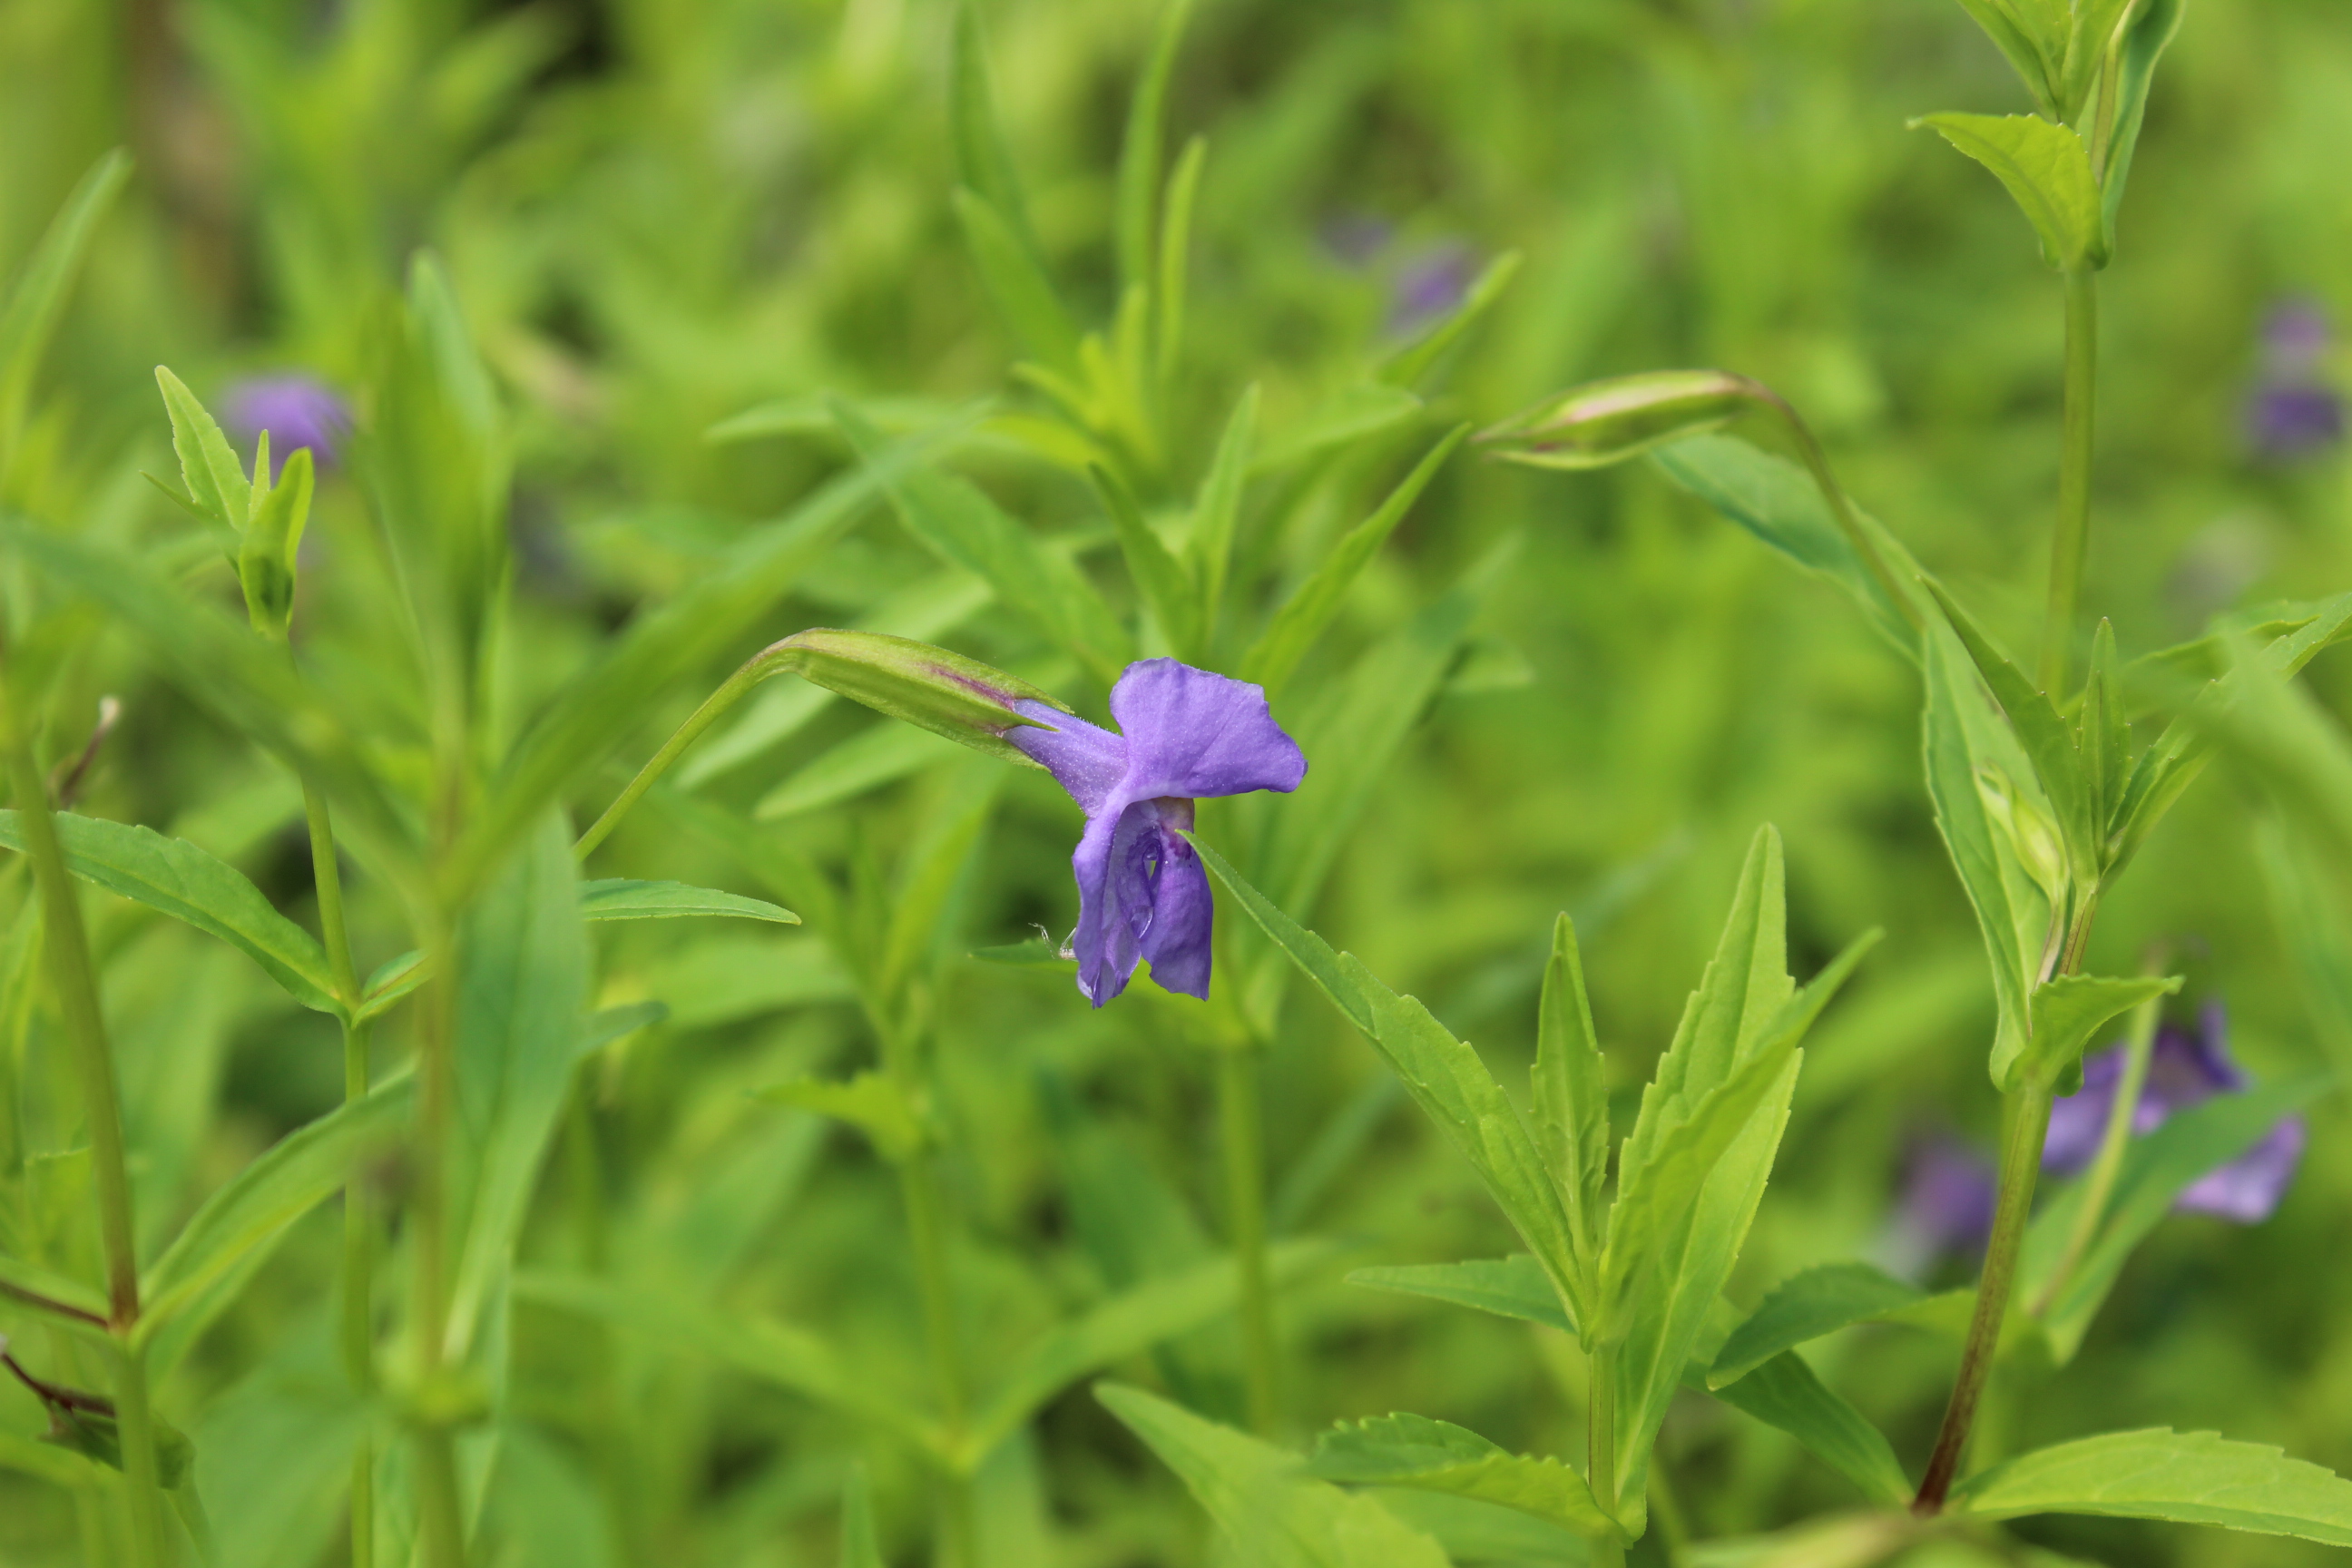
<box><xmin>2178</xmin><ymin>1114</ymin><xmax>2307</xmax><ymax>1223</ymax></box>
<box><xmin>1008</xmin><ymin>700</ymin><xmax>1129</xmax><ymax>817</ymax></box>
<box><xmin>1137</xmin><ymin>807</ymin><xmax>1213</xmax><ymax>999</ymax></box>
<box><xmin>1108</xmin><ymin>660</ymin><xmax>1307</xmax><ymax>801</ymax></box>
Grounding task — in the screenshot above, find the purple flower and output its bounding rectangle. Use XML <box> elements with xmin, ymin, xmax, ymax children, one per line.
<box><xmin>1388</xmin><ymin>240</ymin><xmax>1474</xmax><ymax>338</ymax></box>
<box><xmin>222</xmin><ymin>375</ymin><xmax>349</xmax><ymax>473</ymax></box>
<box><xmin>2246</xmin><ymin>299</ymin><xmax>2342</xmax><ymax>460</ymax></box>
<box><xmin>1008</xmin><ymin>660</ymin><xmax>1307</xmax><ymax>1006</ymax></box>
<box><xmin>1321</xmin><ymin>212</ymin><xmax>1394</xmax><ymax>270</ymax></box>
<box><xmin>2043</xmin><ymin>1002</ymin><xmax>2307</xmax><ymax>1223</ymax></box>
<box><xmin>1881</xmin><ymin>1134</ymin><xmax>1998</xmax><ymax>1279</ymax></box>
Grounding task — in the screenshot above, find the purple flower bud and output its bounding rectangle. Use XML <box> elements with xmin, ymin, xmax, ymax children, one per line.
<box><xmin>1388</xmin><ymin>240</ymin><xmax>1474</xmax><ymax>338</ymax></box>
<box><xmin>2246</xmin><ymin>299</ymin><xmax>2341</xmax><ymax>461</ymax></box>
<box><xmin>2261</xmin><ymin>299</ymin><xmax>2332</xmax><ymax>374</ymax></box>
<box><xmin>2043</xmin><ymin>1001</ymin><xmax>2305</xmax><ymax>1223</ymax></box>
<box><xmin>222</xmin><ymin>375</ymin><xmax>350</xmax><ymax>474</ymax></box>
<box><xmin>1009</xmin><ymin>660</ymin><xmax>1307</xmax><ymax>1006</ymax></box>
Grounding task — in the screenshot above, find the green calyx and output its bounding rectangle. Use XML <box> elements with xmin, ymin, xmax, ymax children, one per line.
<box><xmin>1475</xmin><ymin>370</ymin><xmax>1758</xmax><ymax>472</ymax></box>
<box><xmin>751</xmin><ymin>628</ymin><xmax>1072</xmax><ymax>769</ymax></box>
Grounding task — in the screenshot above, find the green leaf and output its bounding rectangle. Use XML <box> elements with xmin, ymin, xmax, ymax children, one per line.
<box><xmin>1951</xmin><ymin>1428</ymin><xmax>2352</xmax><ymax>1544</ymax></box>
<box><xmin>1114</xmin><ymin>0</ymin><xmax>1196</xmax><ymax>297</ymax></box>
<box><xmin>1946</xmin><ymin>0</ymin><xmax>2061</xmax><ymax>113</ymax></box>
<box><xmin>0</xmin><ymin>151</ymin><xmax>131</xmax><ymax>438</ymax></box>
<box><xmin>1091</xmin><ymin>463</ymin><xmax>1200</xmax><ymax>659</ymax></box>
<box><xmin>1534</xmin><ymin>913</ymin><xmax>1609</xmax><ymax>1271</ymax></box>
<box><xmin>1155</xmin><ymin>134</ymin><xmax>1205</xmax><ymax>388</ymax></box>
<box><xmin>514</xmin><ymin>1271</ymin><xmax>939</xmax><ymax>1448</ymax></box>
<box><xmin>970</xmin><ymin>936</ymin><xmax>1073</xmax><ymax>970</ymax></box>
<box><xmin>1380</xmin><ymin>250</ymin><xmax>1524</xmax><ymax>387</ymax></box>
<box><xmin>960</xmin><ymin>1239</ymin><xmax>1344</xmax><ymax>1467</ymax></box>
<box><xmin>1242</xmin><ymin>426</ymin><xmax>1466</xmax><ymax>697</ymax></box>
<box><xmin>879</xmin><ymin>760</ymin><xmax>1001</xmax><ymax>998</ymax></box>
<box><xmin>1709</xmin><ymin>1262</ymin><xmax>1927</xmax><ymax>1389</ymax></box>
<box><xmin>1187</xmin><ymin>834</ymin><xmax>1372</xmax><ymax>1034</ymax></box>
<box><xmin>2023</xmin><ymin>1073</ymin><xmax>2331</xmax><ymax>1362</ymax></box>
<box><xmin>1345</xmin><ymin>1255</ymin><xmax>1571</xmax><ymax>1335</ymax></box>
<box><xmin>1702</xmin><ymin>1350</ymin><xmax>1912</xmax><ymax>1507</ymax></box>
<box><xmin>1094</xmin><ymin>1382</ymin><xmax>1453</xmax><ymax>1568</ymax></box>
<box><xmin>0</xmin><ymin>809</ymin><xmax>342</xmax><ymax>1015</ymax></box>
<box><xmin>2007</xmin><ymin>972</ymin><xmax>2180</xmax><ymax>1094</ymax></box>
<box><xmin>839</xmin><ymin>1466</ymin><xmax>884</xmax><ymax>1568</ymax></box>
<box><xmin>1188</xmin><ymin>384</ymin><xmax>1259</xmax><ymax>639</ymax></box>
<box><xmin>1911</xmin><ymin>113</ymin><xmax>2104</xmax><ymax>270</ymax></box>
<box><xmin>579</xmin><ymin>879</ymin><xmax>798</xmax><ymax>924</ymax></box>
<box><xmin>2101</xmin><ymin>0</ymin><xmax>2186</xmax><ymax>243</ymax></box>
<box><xmin>1308</xmin><ymin>1413</ymin><xmax>1617</xmax><ymax>1539</ymax></box>
<box><xmin>753</xmin><ymin>722</ymin><xmax>960</xmax><ymax>821</ymax></box>
<box><xmin>760</xmin><ymin>1071</ymin><xmax>926</xmax><ymax>1163</ymax></box>
<box><xmin>0</xmin><ymin>1431</ymin><xmax>98</xmax><ymax>1490</ymax></box>
<box><xmin>444</xmin><ymin>815</ymin><xmax>592</xmax><ymax>1363</ymax></box>
<box><xmin>954</xmin><ymin>188</ymin><xmax>1082</xmax><ymax>377</ymax></box>
<box><xmin>2256</xmin><ymin>817</ymin><xmax>2352</xmax><ymax>1073</ymax></box>
<box><xmin>237</xmin><ymin>446</ymin><xmax>312</xmax><ymax>637</ymax></box>
<box><xmin>1249</xmin><ymin>383</ymin><xmax>1424</xmax><ymax>477</ymax></box>
<box><xmin>1920</xmin><ymin>617</ymin><xmax>2052</xmax><ymax>1086</ymax></box>
<box><xmin>1647</xmin><ymin>434</ymin><xmax>1922</xmax><ymax>656</ymax></box>
<box><xmin>154</xmin><ymin>366</ymin><xmax>251</xmax><ymax>533</ymax></box>
<box><xmin>947</xmin><ymin>0</ymin><xmax>1045</xmax><ymax>274</ymax></box>
<box><xmin>136</xmin><ymin>1073</ymin><xmax>415</xmax><ymax>1341</ymax></box>
<box><xmin>833</xmin><ymin>398</ymin><xmax>1132</xmax><ymax>683</ymax></box>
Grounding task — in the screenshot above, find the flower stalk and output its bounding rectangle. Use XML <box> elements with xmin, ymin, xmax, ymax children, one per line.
<box><xmin>2041</xmin><ymin>270</ymin><xmax>2100</xmax><ymax>694</ymax></box>
<box><xmin>1216</xmin><ymin>1044</ymin><xmax>1278</xmax><ymax>1435</ymax></box>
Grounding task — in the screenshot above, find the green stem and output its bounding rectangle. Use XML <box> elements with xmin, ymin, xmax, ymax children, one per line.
<box><xmin>574</xmin><ymin>645</ymin><xmax>794</xmax><ymax>860</ymax></box>
<box><xmin>1588</xmin><ymin>1346</ymin><xmax>1623</xmax><ymax>1567</ymax></box>
<box><xmin>1752</xmin><ymin>387</ymin><xmax>1922</xmax><ymax>636</ymax></box>
<box><xmin>2032</xmin><ymin>988</ymin><xmax>2160</xmax><ymax>1318</ymax></box>
<box><xmin>1</xmin><ymin>718</ymin><xmax>168</xmax><ymax>1565</ymax></box>
<box><xmin>900</xmin><ymin>1155</ymin><xmax>977</xmax><ymax>1568</ymax></box>
<box><xmin>2040</xmin><ymin>270</ymin><xmax>2100</xmax><ymax>694</ymax></box>
<box><xmin>1217</xmin><ymin>1045</ymin><xmax>1278</xmax><ymax>1435</ymax></box>
<box><xmin>1913</xmin><ymin>1080</ymin><xmax>2056</xmax><ymax>1514</ymax></box>
<box><xmin>408</xmin><ymin>913</ymin><xmax>466</xmax><ymax>1568</ymax></box>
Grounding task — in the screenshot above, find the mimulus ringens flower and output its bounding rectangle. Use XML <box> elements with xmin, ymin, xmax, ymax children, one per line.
<box><xmin>2043</xmin><ymin>1001</ymin><xmax>2307</xmax><ymax>1222</ymax></box>
<box><xmin>1009</xmin><ymin>659</ymin><xmax>1307</xmax><ymax>1006</ymax></box>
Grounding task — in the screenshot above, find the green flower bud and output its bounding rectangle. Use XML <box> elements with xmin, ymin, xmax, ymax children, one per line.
<box><xmin>238</xmin><ymin>446</ymin><xmax>313</xmax><ymax>641</ymax></box>
<box><xmin>1975</xmin><ymin>763</ymin><xmax>2068</xmax><ymax>902</ymax></box>
<box><xmin>1475</xmin><ymin>369</ymin><xmax>1759</xmax><ymax>470</ymax></box>
<box><xmin>756</xmin><ymin>629</ymin><xmax>1071</xmax><ymax>769</ymax></box>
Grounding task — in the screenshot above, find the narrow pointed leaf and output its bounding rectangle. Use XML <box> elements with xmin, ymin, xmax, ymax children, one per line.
<box><xmin>1703</xmin><ymin>1350</ymin><xmax>1911</xmax><ymax>1506</ymax></box>
<box><xmin>0</xmin><ymin>809</ymin><xmax>341</xmax><ymax>1014</ymax></box>
<box><xmin>1952</xmin><ymin>1429</ymin><xmax>2352</xmax><ymax>1544</ymax></box>
<box><xmin>1</xmin><ymin>151</ymin><xmax>132</xmax><ymax>430</ymax></box>
<box><xmin>1534</xmin><ymin>912</ymin><xmax>1609</xmax><ymax>1267</ymax></box>
<box><xmin>1092</xmin><ymin>463</ymin><xmax>1200</xmax><ymax>657</ymax></box>
<box><xmin>1710</xmin><ymin>1262</ymin><xmax>1927</xmax><ymax>1388</ymax></box>
<box><xmin>954</xmin><ymin>187</ymin><xmax>1081</xmax><ymax>376</ymax></box>
<box><xmin>1189</xmin><ymin>384</ymin><xmax>1259</xmax><ymax>632</ymax></box>
<box><xmin>1308</xmin><ymin>1413</ymin><xmax>1617</xmax><ymax>1539</ymax></box>
<box><xmin>1924</xmin><ymin>579</ymin><xmax>2092</xmax><ymax>870</ymax></box>
<box><xmin>1188</xmin><ymin>833</ymin><xmax>1371</xmax><ymax>1034</ymax></box>
<box><xmin>760</xmin><ymin>1071</ymin><xmax>926</xmax><ymax>1163</ymax></box>
<box><xmin>580</xmin><ymin>879</ymin><xmax>798</xmax><ymax>924</ymax></box>
<box><xmin>2100</xmin><ymin>0</ymin><xmax>2186</xmax><ymax>240</ymax></box>
<box><xmin>1114</xmin><ymin>0</ymin><xmax>1195</xmax><ymax>295</ymax></box>
<box><xmin>1345</xmin><ymin>1256</ymin><xmax>1571</xmax><ymax>1335</ymax></box>
<box><xmin>155</xmin><ymin>367</ymin><xmax>250</xmax><ymax>532</ymax></box>
<box><xmin>1911</xmin><ymin>113</ymin><xmax>2104</xmax><ymax>270</ymax></box>
<box><xmin>1380</xmin><ymin>250</ymin><xmax>1524</xmax><ymax>387</ymax></box>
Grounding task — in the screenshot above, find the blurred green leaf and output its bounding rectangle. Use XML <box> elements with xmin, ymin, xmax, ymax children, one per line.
<box><xmin>1115</xmin><ymin>0</ymin><xmax>1196</xmax><ymax>297</ymax></box>
<box><xmin>2101</xmin><ymin>0</ymin><xmax>2186</xmax><ymax>241</ymax></box>
<box><xmin>1950</xmin><ymin>1428</ymin><xmax>2352</xmax><ymax>1544</ymax></box>
<box><xmin>0</xmin><ymin>150</ymin><xmax>131</xmax><ymax>446</ymax></box>
<box><xmin>754</xmin><ymin>723</ymin><xmax>958</xmax><ymax>821</ymax></box>
<box><xmin>2256</xmin><ymin>816</ymin><xmax>2352</xmax><ymax>1073</ymax></box>
<box><xmin>1912</xmin><ymin>113</ymin><xmax>2104</xmax><ymax>270</ymax></box>
<box><xmin>1155</xmin><ymin>134</ymin><xmax>1205</xmax><ymax>388</ymax></box>
<box><xmin>1702</xmin><ymin>1349</ymin><xmax>1910</xmax><ymax>1507</ymax></box>
<box><xmin>960</xmin><ymin>1239</ymin><xmax>1342</xmax><ymax>1467</ymax></box>
<box><xmin>1345</xmin><ymin>1255</ymin><xmax>1569</xmax><ymax>1334</ymax></box>
<box><xmin>1095</xmin><ymin>1382</ymin><xmax>1453</xmax><ymax>1568</ymax></box>
<box><xmin>1381</xmin><ymin>251</ymin><xmax>1524</xmax><ymax>387</ymax></box>
<box><xmin>760</xmin><ymin>1072</ymin><xmax>925</xmax><ymax>1163</ymax></box>
<box><xmin>137</xmin><ymin>1073</ymin><xmax>414</xmax><ymax>1342</ymax></box>
<box><xmin>1243</xmin><ymin>426</ymin><xmax>1465</xmax><ymax>697</ymax></box>
<box><xmin>1308</xmin><ymin>1412</ymin><xmax>1617</xmax><ymax>1539</ymax></box>
<box><xmin>954</xmin><ymin>188</ymin><xmax>1083</xmax><ymax>376</ymax></box>
<box><xmin>578</xmin><ymin>879</ymin><xmax>797</xmax><ymax>924</ymax></box>
<box><xmin>0</xmin><ymin>1431</ymin><xmax>97</xmax><ymax>1489</ymax></box>
<box><xmin>1946</xmin><ymin>0</ymin><xmax>2060</xmax><ymax>114</ymax></box>
<box><xmin>1250</xmin><ymin>383</ymin><xmax>1423</xmax><ymax>477</ymax></box>
<box><xmin>947</xmin><ymin>0</ymin><xmax>1044</xmax><ymax>268</ymax></box>
<box><xmin>1092</xmin><ymin>463</ymin><xmax>1200</xmax><ymax>659</ymax></box>
<box><xmin>1710</xmin><ymin>1263</ymin><xmax>1927</xmax><ymax>1389</ymax></box>
<box><xmin>0</xmin><ymin>808</ymin><xmax>342</xmax><ymax>1015</ymax></box>
<box><xmin>839</xmin><ymin>1466</ymin><xmax>883</xmax><ymax>1568</ymax></box>
<box><xmin>1188</xmin><ymin>385</ymin><xmax>1259</xmax><ymax>641</ymax></box>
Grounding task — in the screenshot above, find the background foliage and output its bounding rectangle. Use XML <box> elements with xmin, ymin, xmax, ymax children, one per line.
<box><xmin>4</xmin><ymin>0</ymin><xmax>2351</xmax><ymax>1563</ymax></box>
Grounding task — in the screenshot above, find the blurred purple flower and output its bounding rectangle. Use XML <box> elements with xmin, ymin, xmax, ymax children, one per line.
<box><xmin>2246</xmin><ymin>299</ymin><xmax>2342</xmax><ymax>460</ymax></box>
<box><xmin>2043</xmin><ymin>1001</ymin><xmax>2306</xmax><ymax>1223</ymax></box>
<box><xmin>1320</xmin><ymin>212</ymin><xmax>1393</xmax><ymax>270</ymax></box>
<box><xmin>1882</xmin><ymin>1134</ymin><xmax>1998</xmax><ymax>1278</ymax></box>
<box><xmin>223</xmin><ymin>375</ymin><xmax>349</xmax><ymax>474</ymax></box>
<box><xmin>1388</xmin><ymin>240</ymin><xmax>1474</xmax><ymax>338</ymax></box>
<box><xmin>1009</xmin><ymin>660</ymin><xmax>1307</xmax><ymax>1007</ymax></box>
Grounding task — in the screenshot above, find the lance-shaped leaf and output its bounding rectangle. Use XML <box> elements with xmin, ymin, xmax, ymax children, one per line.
<box><xmin>838</xmin><ymin>1467</ymin><xmax>884</xmax><ymax>1568</ymax></box>
<box><xmin>760</xmin><ymin>1072</ymin><xmax>926</xmax><ymax>1163</ymax></box>
<box><xmin>1113</xmin><ymin>0</ymin><xmax>1195</xmax><ymax>297</ymax></box>
<box><xmin>1911</xmin><ymin>113</ymin><xmax>2105</xmax><ymax>270</ymax></box>
<box><xmin>1951</xmin><ymin>1429</ymin><xmax>2352</xmax><ymax>1544</ymax></box>
<box><xmin>1091</xmin><ymin>463</ymin><xmax>1200</xmax><ymax>659</ymax></box>
<box><xmin>1921</xmin><ymin>617</ymin><xmax>2052</xmax><ymax>1083</ymax></box>
<box><xmin>954</xmin><ymin>188</ymin><xmax>1082</xmax><ymax>376</ymax></box>
<box><xmin>1534</xmin><ymin>912</ymin><xmax>1609</xmax><ymax>1271</ymax></box>
<box><xmin>1189</xmin><ymin>385</ymin><xmax>1259</xmax><ymax>636</ymax></box>
<box><xmin>0</xmin><ymin>809</ymin><xmax>342</xmax><ymax>1015</ymax></box>
<box><xmin>578</xmin><ymin>879</ymin><xmax>797</xmax><ymax>923</ymax></box>
<box><xmin>946</xmin><ymin>0</ymin><xmax>1046</xmax><ymax>276</ymax></box>
<box><xmin>1243</xmin><ymin>426</ymin><xmax>1465</xmax><ymax>697</ymax></box>
<box><xmin>1308</xmin><ymin>1414</ymin><xmax>1618</xmax><ymax>1540</ymax></box>
<box><xmin>1381</xmin><ymin>250</ymin><xmax>1524</xmax><ymax>388</ymax></box>
<box><xmin>136</xmin><ymin>1073</ymin><xmax>414</xmax><ymax>1340</ymax></box>
<box><xmin>2101</xmin><ymin>0</ymin><xmax>2186</xmax><ymax>242</ymax></box>
<box><xmin>1701</xmin><ymin>1349</ymin><xmax>1912</xmax><ymax>1507</ymax></box>
<box><xmin>833</xmin><ymin>400</ymin><xmax>1131</xmax><ymax>683</ymax></box>
<box><xmin>1947</xmin><ymin>0</ymin><xmax>2061</xmax><ymax>114</ymax></box>
<box><xmin>237</xmin><ymin>446</ymin><xmax>312</xmax><ymax>638</ymax></box>
<box><xmin>1345</xmin><ymin>1255</ymin><xmax>1571</xmax><ymax>1335</ymax></box>
<box><xmin>1095</xmin><ymin>1383</ymin><xmax>1453</xmax><ymax>1568</ymax></box>
<box><xmin>1709</xmin><ymin>1262</ymin><xmax>1930</xmax><ymax>1389</ymax></box>
<box><xmin>2</xmin><ymin>151</ymin><xmax>130</xmax><ymax>436</ymax></box>
<box><xmin>2001</xmin><ymin>972</ymin><xmax>2180</xmax><ymax>1094</ymax></box>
